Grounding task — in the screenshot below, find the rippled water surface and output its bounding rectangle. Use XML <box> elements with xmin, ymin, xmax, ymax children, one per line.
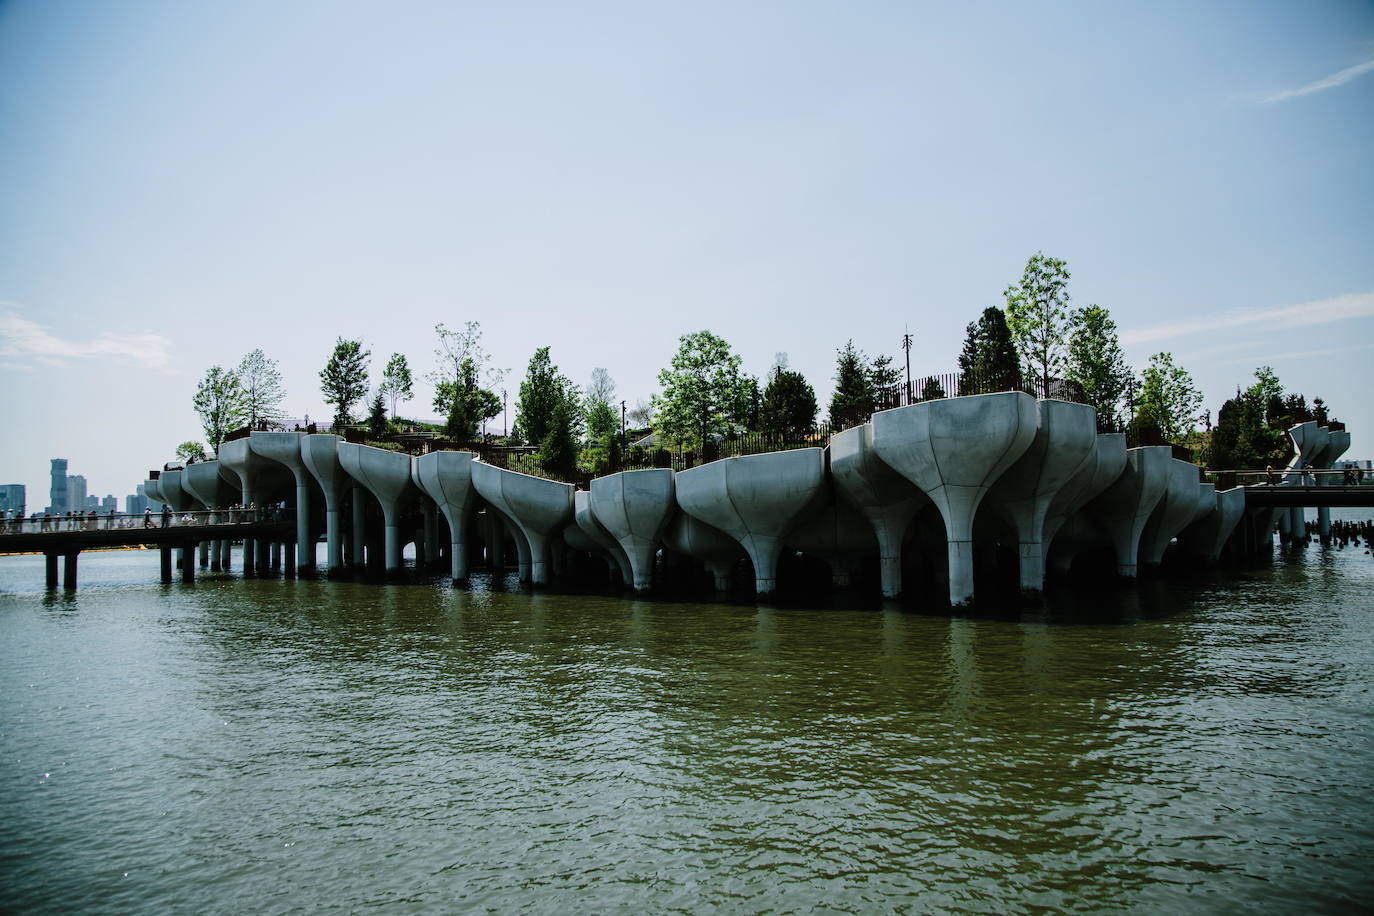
<box><xmin>3</xmin><ymin>536</ymin><xmax>1372</xmax><ymax>913</ymax></box>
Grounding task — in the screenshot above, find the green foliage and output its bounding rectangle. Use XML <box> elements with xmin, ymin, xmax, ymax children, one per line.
<box><xmin>514</xmin><ymin>347</ymin><xmax>582</xmax><ymax>446</ymax></box>
<box><xmin>1065</xmin><ymin>304</ymin><xmax>1131</xmax><ymax>429</ymax></box>
<box><xmin>1004</xmin><ymin>252</ymin><xmax>1070</xmax><ymax>395</ymax></box>
<box><xmin>537</xmin><ymin>396</ymin><xmax>579</xmax><ymax>477</ymax></box>
<box><xmin>237</xmin><ymin>349</ymin><xmax>285</xmax><ymax>426</ymax></box>
<box><xmin>366</xmin><ymin>391</ymin><xmax>389</xmax><ymax>439</ymax></box>
<box><xmin>379</xmin><ymin>352</ymin><xmax>413</xmax><ymax>417</ymax></box>
<box><xmin>319</xmin><ymin>338</ymin><xmax>371</xmax><ymax>426</ymax></box>
<box><xmin>956</xmin><ymin>307</ymin><xmax>1020</xmax><ymax>394</ymax></box>
<box><xmin>175</xmin><ymin>441</ymin><xmax>208</xmax><ymax>464</ymax></box>
<box><xmin>653</xmin><ymin>330</ymin><xmax>751</xmax><ymax>450</ymax></box>
<box><xmin>919</xmin><ymin>377</ymin><xmax>946</xmax><ymax>401</ymax></box>
<box><xmin>581</xmin><ymin>368</ymin><xmax>622</xmax><ymax>473</ymax></box>
<box><xmin>827</xmin><ymin>340</ymin><xmax>901</xmax><ymax>428</ymax></box>
<box><xmin>192</xmin><ymin>365</ymin><xmax>247</xmax><ymax>452</ymax></box>
<box><xmin>1203</xmin><ymin>367</ymin><xmax>1339</xmax><ymax>469</ymax></box>
<box><xmin>761</xmin><ymin>368</ymin><xmax>818</xmax><ymax>437</ymax></box>
<box><xmin>1131</xmin><ymin>352</ymin><xmax>1202</xmax><ymax>443</ymax></box>
<box><xmin>441</xmin><ymin>359</ymin><xmax>502</xmax><ymax>442</ymax></box>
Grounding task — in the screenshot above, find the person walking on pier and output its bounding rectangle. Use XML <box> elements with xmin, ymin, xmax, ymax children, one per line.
<box><xmin>161</xmin><ymin>503</ymin><xmax>171</xmax><ymax>528</ymax></box>
<box><xmin>144</xmin><ymin>506</ymin><xmax>153</xmax><ymax>528</ymax></box>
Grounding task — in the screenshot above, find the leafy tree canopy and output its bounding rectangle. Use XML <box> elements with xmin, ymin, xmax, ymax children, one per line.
<box><xmin>237</xmin><ymin>349</ymin><xmax>285</xmax><ymax>426</ymax></box>
<box><xmin>379</xmin><ymin>352</ymin><xmax>414</xmax><ymax>417</ymax></box>
<box><xmin>192</xmin><ymin>365</ymin><xmax>247</xmax><ymax>452</ymax></box>
<box><xmin>1131</xmin><ymin>352</ymin><xmax>1202</xmax><ymax>443</ymax></box>
<box><xmin>320</xmin><ymin>338</ymin><xmax>371</xmax><ymax>426</ymax></box>
<box><xmin>761</xmin><ymin>367</ymin><xmax>818</xmax><ymax>438</ymax></box>
<box><xmin>1065</xmin><ymin>304</ymin><xmax>1131</xmax><ymax>430</ymax></box>
<box><xmin>514</xmin><ymin>346</ymin><xmax>582</xmax><ymax>446</ymax></box>
<box><xmin>175</xmin><ymin>441</ymin><xmax>208</xmax><ymax>464</ymax></box>
<box><xmin>1004</xmin><ymin>252</ymin><xmax>1070</xmax><ymax>396</ymax></box>
<box><xmin>653</xmin><ymin>330</ymin><xmax>751</xmax><ymax>450</ymax></box>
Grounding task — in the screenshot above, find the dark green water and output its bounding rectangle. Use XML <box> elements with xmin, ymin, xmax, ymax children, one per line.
<box><xmin>2</xmin><ymin>533</ymin><xmax>1372</xmax><ymax>913</ymax></box>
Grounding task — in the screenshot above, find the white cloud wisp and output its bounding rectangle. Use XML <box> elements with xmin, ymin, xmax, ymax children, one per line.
<box><xmin>1121</xmin><ymin>290</ymin><xmax>1374</xmax><ymax>348</ymax></box>
<box><xmin>1263</xmin><ymin>58</ymin><xmax>1374</xmax><ymax>103</ymax></box>
<box><xmin>0</xmin><ymin>310</ymin><xmax>174</xmax><ymax>371</ymax></box>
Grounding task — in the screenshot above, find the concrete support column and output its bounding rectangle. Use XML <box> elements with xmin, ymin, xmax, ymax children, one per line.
<box><xmin>352</xmin><ymin>486</ymin><xmax>367</xmax><ymax>569</ymax></box>
<box><xmin>220</xmin><ymin>539</ymin><xmax>232</xmax><ymax>570</ymax></box>
<box><xmin>285</xmin><ymin>542</ymin><xmax>296</xmax><ymax>579</ymax></box>
<box><xmin>256</xmin><ymin>539</ymin><xmax>270</xmax><ymax>574</ymax></box>
<box><xmin>181</xmin><ymin>546</ymin><xmax>195</xmax><ymax>583</ymax></box>
<box><xmin>209</xmin><ymin>539</ymin><xmax>222</xmax><ymax>571</ymax></box>
<box><xmin>199</xmin><ymin>541</ymin><xmax>210</xmax><ymax>568</ymax></box>
<box><xmin>295</xmin><ymin>480</ymin><xmax>311</xmax><ymax>570</ymax></box>
<box><xmin>485</xmin><ymin>511</ymin><xmax>504</xmax><ymax>571</ymax></box>
<box><xmin>271</xmin><ymin>541</ymin><xmax>282</xmax><ymax>569</ymax></box>
<box><xmin>63</xmin><ymin>551</ymin><xmax>78</xmax><ymax>589</ymax></box>
<box><xmin>160</xmin><ymin>546</ymin><xmax>173</xmax><ymax>583</ymax></box>
<box><xmin>45</xmin><ymin>553</ymin><xmax>58</xmax><ymax>590</ymax></box>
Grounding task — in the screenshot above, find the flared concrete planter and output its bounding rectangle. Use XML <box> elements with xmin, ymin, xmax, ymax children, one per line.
<box><xmin>158</xmin><ymin>469</ymin><xmax>191</xmax><ymax>512</ymax></box>
<box><xmin>1317</xmin><ymin>430</ymin><xmax>1351</xmax><ymax>538</ymax></box>
<box><xmin>470</xmin><ymin>462</ymin><xmax>574</xmax><ymax>586</ymax></box>
<box><xmin>182</xmin><ymin>461</ymin><xmax>239</xmax><ymax>571</ymax></box>
<box><xmin>300</xmin><ymin>434</ymin><xmax>349</xmax><ymax>572</ymax></box>
<box><xmin>1190</xmin><ymin>483</ymin><xmax>1217</xmax><ymax>527</ymax></box>
<box><xmin>870</xmin><ymin>391</ymin><xmax>1038</xmax><ymax>605</ymax></box>
<box><xmin>413</xmin><ymin>451</ymin><xmax>477</xmax><ymax>583</ymax></box>
<box><xmin>662</xmin><ymin>511</ymin><xmax>744</xmax><ymax>592</ymax></box>
<box><xmin>675</xmin><ymin>448</ymin><xmax>826</xmax><ymax>595</ymax></box>
<box><xmin>1085</xmin><ymin>445</ymin><xmax>1171</xmax><ymax>578</ymax></box>
<box><xmin>1041</xmin><ymin>433</ymin><xmax>1127</xmax><ymax>571</ymax></box>
<box><xmin>573</xmin><ymin>490</ymin><xmax>631</xmax><ymax>584</ymax></box>
<box><xmin>337</xmin><ymin>443</ymin><xmax>418</xmax><ymax>573</ymax></box>
<box><xmin>143</xmin><ymin>478</ymin><xmax>165</xmax><ymax>505</ymax></box>
<box><xmin>250</xmin><ymin>431</ymin><xmax>314</xmax><ymax>570</ymax></box>
<box><xmin>1285</xmin><ymin>422</ymin><xmax>1330</xmax><ymax>538</ymax></box>
<box><xmin>590</xmin><ymin>469</ymin><xmax>676</xmax><ymax>592</ymax></box>
<box><xmin>786</xmin><ymin>488</ymin><xmax>877</xmax><ymax>587</ymax></box>
<box><xmin>1139</xmin><ymin>460</ymin><xmax>1205</xmax><ymax>568</ymax></box>
<box><xmin>219</xmin><ymin>438</ymin><xmax>279</xmax><ymax>507</ymax></box>
<box><xmin>1181</xmin><ymin>487</ymin><xmax>1246</xmax><ymax>563</ymax></box>
<box><xmin>829</xmin><ymin>422</ymin><xmax>930</xmax><ymax>598</ymax></box>
<box><xmin>984</xmin><ymin>399</ymin><xmax>1098</xmax><ymax>592</ymax></box>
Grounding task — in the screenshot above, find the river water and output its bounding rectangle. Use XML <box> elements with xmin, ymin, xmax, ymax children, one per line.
<box><xmin>2</xmin><ymin>524</ymin><xmax>1372</xmax><ymax>913</ymax></box>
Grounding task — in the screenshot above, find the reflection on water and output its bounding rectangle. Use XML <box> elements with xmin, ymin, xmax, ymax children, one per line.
<box><xmin>1</xmin><ymin>541</ymin><xmax>1372</xmax><ymax>914</ymax></box>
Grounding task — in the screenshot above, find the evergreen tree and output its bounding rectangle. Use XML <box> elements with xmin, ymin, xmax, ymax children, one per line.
<box><xmin>956</xmin><ymin>307</ymin><xmax>1020</xmax><ymax>394</ymax></box>
<box><xmin>379</xmin><ymin>353</ymin><xmax>413</xmax><ymax>417</ymax></box>
<box><xmin>1004</xmin><ymin>252</ymin><xmax>1070</xmax><ymax>396</ymax></box>
<box><xmin>537</xmin><ymin>396</ymin><xmax>579</xmax><ymax>477</ymax></box>
<box><xmin>366</xmin><ymin>390</ymin><xmax>389</xmax><ymax>439</ymax></box>
<box><xmin>829</xmin><ymin>340</ymin><xmax>873</xmax><ymax>429</ymax></box>
<box><xmin>237</xmin><ymin>349</ymin><xmax>286</xmax><ymax>426</ymax></box>
<box><xmin>919</xmin><ymin>377</ymin><xmax>946</xmax><ymax>401</ymax></box>
<box><xmin>514</xmin><ymin>346</ymin><xmax>581</xmax><ymax>446</ymax></box>
<box><xmin>319</xmin><ymin>338</ymin><xmax>371</xmax><ymax>427</ymax></box>
<box><xmin>192</xmin><ymin>365</ymin><xmax>247</xmax><ymax>452</ymax></box>
<box><xmin>761</xmin><ymin>368</ymin><xmax>818</xmax><ymax>438</ymax></box>
<box><xmin>1065</xmin><ymin>304</ymin><xmax>1132</xmax><ymax>429</ymax></box>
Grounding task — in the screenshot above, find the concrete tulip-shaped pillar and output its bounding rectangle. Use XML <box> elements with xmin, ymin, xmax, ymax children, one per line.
<box><xmin>871</xmin><ymin>392</ymin><xmax>1037</xmax><ymax>605</ymax></box>
<box><xmin>675</xmin><ymin>448</ymin><xmax>826</xmax><ymax>595</ymax></box>
<box><xmin>1285</xmin><ymin>421</ymin><xmax>1328</xmax><ymax>540</ymax></box>
<box><xmin>1138</xmin><ymin>460</ymin><xmax>1205</xmax><ymax>568</ymax></box>
<box><xmin>219</xmin><ymin>438</ymin><xmax>276</xmax><ymax>574</ymax></box>
<box><xmin>786</xmin><ymin>487</ymin><xmax>877</xmax><ymax>587</ymax></box>
<box><xmin>1041</xmin><ymin>433</ymin><xmax>1127</xmax><ymax>568</ymax></box>
<box><xmin>249</xmin><ymin>432</ymin><xmax>314</xmax><ymax>570</ymax></box>
<box><xmin>1317</xmin><ymin>430</ymin><xmax>1350</xmax><ymax>540</ymax></box>
<box><xmin>470</xmin><ymin>462</ymin><xmax>574</xmax><ymax>586</ymax></box>
<box><xmin>1180</xmin><ymin>487</ymin><xmax>1246</xmax><ymax>563</ymax></box>
<box><xmin>572</xmin><ymin>491</ymin><xmax>632</xmax><ymax>584</ymax></box>
<box><xmin>144</xmin><ymin>477</ymin><xmax>165</xmax><ymax>506</ymax></box>
<box><xmin>337</xmin><ymin>443</ymin><xmax>418</xmax><ymax>574</ymax></box>
<box><xmin>182</xmin><ymin>460</ymin><xmax>238</xmax><ymax>570</ymax></box>
<box><xmin>661</xmin><ymin>510</ymin><xmax>744</xmax><ymax>592</ymax></box>
<box><xmin>157</xmin><ymin>469</ymin><xmax>197</xmax><ymax>576</ymax></box>
<box><xmin>829</xmin><ymin>423</ymin><xmax>930</xmax><ymax>598</ymax></box>
<box><xmin>590</xmin><ymin>469</ymin><xmax>675</xmax><ymax>592</ymax></box>
<box><xmin>300</xmin><ymin>434</ymin><xmax>349</xmax><ymax>573</ymax></box>
<box><xmin>984</xmin><ymin>399</ymin><xmax>1098</xmax><ymax>591</ymax></box>
<box><xmin>1085</xmin><ymin>446</ymin><xmax>1171</xmax><ymax>578</ymax></box>
<box><xmin>412</xmin><ymin>451</ymin><xmax>477</xmax><ymax>583</ymax></box>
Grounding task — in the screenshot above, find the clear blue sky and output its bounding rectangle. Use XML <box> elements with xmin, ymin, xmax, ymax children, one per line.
<box><xmin>2</xmin><ymin>0</ymin><xmax>1372</xmax><ymax>504</ymax></box>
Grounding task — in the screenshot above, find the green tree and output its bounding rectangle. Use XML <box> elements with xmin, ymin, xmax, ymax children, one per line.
<box><xmin>956</xmin><ymin>306</ymin><xmax>1020</xmax><ymax>394</ymax></box>
<box><xmin>366</xmin><ymin>390</ymin><xmax>389</xmax><ymax>439</ymax></box>
<box><xmin>175</xmin><ymin>441</ymin><xmax>208</xmax><ymax>464</ymax></box>
<box><xmin>431</xmin><ymin>322</ymin><xmax>504</xmax><ymax>418</ymax></box>
<box><xmin>919</xmin><ymin>376</ymin><xmax>946</xmax><ymax>401</ymax></box>
<box><xmin>1065</xmin><ymin>304</ymin><xmax>1132</xmax><ymax>429</ymax></box>
<box><xmin>514</xmin><ymin>346</ymin><xmax>582</xmax><ymax>446</ymax></box>
<box><xmin>581</xmin><ymin>368</ymin><xmax>621</xmax><ymax>472</ymax></box>
<box><xmin>440</xmin><ymin>359</ymin><xmax>502</xmax><ymax>442</ymax></box>
<box><xmin>237</xmin><ymin>349</ymin><xmax>286</xmax><ymax>426</ymax></box>
<box><xmin>537</xmin><ymin>396</ymin><xmax>579</xmax><ymax>477</ymax></box>
<box><xmin>379</xmin><ymin>353</ymin><xmax>413</xmax><ymax>417</ymax></box>
<box><xmin>761</xmin><ymin>367</ymin><xmax>818</xmax><ymax>438</ymax></box>
<box><xmin>320</xmin><ymin>337</ymin><xmax>371</xmax><ymax>426</ymax></box>
<box><xmin>192</xmin><ymin>365</ymin><xmax>247</xmax><ymax>453</ymax></box>
<box><xmin>653</xmin><ymin>330</ymin><xmax>750</xmax><ymax>450</ymax></box>
<box><xmin>829</xmin><ymin>340</ymin><xmax>873</xmax><ymax>428</ymax></box>
<box><xmin>1131</xmin><ymin>352</ymin><xmax>1202</xmax><ymax>443</ymax></box>
<box><xmin>1004</xmin><ymin>252</ymin><xmax>1070</xmax><ymax>396</ymax></box>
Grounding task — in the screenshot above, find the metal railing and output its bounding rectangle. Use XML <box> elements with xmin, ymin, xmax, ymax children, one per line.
<box><xmin>0</xmin><ymin>508</ymin><xmax>294</xmax><ymax>537</ymax></box>
<box><xmin>1210</xmin><ymin>468</ymin><xmax>1372</xmax><ymax>489</ymax></box>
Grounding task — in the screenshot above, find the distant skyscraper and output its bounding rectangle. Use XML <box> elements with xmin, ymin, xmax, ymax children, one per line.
<box><xmin>49</xmin><ymin>458</ymin><xmax>68</xmax><ymax>513</ymax></box>
<box><xmin>0</xmin><ymin>483</ymin><xmax>25</xmax><ymax>516</ymax></box>
<box><xmin>101</xmin><ymin>495</ymin><xmax>118</xmax><ymax>512</ymax></box>
<box><xmin>67</xmin><ymin>475</ymin><xmax>87</xmax><ymax>513</ymax></box>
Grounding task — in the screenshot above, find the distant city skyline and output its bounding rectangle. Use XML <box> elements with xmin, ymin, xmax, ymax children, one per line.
<box><xmin>2</xmin><ymin>1</ymin><xmax>1371</xmax><ymax>500</ymax></box>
